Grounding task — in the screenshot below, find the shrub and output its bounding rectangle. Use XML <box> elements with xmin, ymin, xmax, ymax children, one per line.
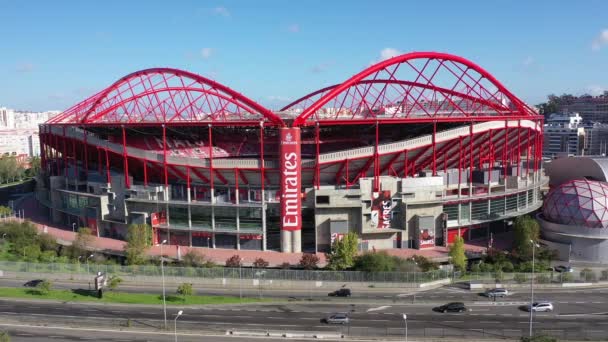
<box><xmin>354</xmin><ymin>251</ymin><xmax>395</xmax><ymax>272</ymax></box>
<box><xmin>560</xmin><ymin>272</ymin><xmax>574</xmax><ymax>283</ymax></box>
<box><xmin>36</xmin><ymin>279</ymin><xmax>52</xmax><ymax>295</ymax></box>
<box><xmin>107</xmin><ymin>276</ymin><xmax>123</xmax><ymax>291</ymax></box>
<box><xmin>536</xmin><ymin>274</ymin><xmax>551</xmax><ymax>284</ymax></box>
<box><xmin>494</xmin><ymin>270</ymin><xmax>504</xmax><ymax>283</ymax></box>
<box><xmin>279</xmin><ymin>262</ymin><xmax>291</xmax><ymax>269</ymax></box>
<box><xmin>299</xmin><ymin>253</ymin><xmax>320</xmax><ymax>270</ymax></box>
<box><xmin>253</xmin><ymin>258</ymin><xmax>269</xmax><ymax>268</ymax></box>
<box><xmin>177</xmin><ymin>283</ymin><xmax>194</xmax><ymax>298</ymax></box>
<box><xmin>601</xmin><ymin>269</ymin><xmax>608</xmax><ymax>281</ymax></box>
<box><xmin>38</xmin><ymin>250</ymin><xmax>57</xmax><ymax>263</ymax></box>
<box><xmin>470</xmin><ymin>263</ymin><xmax>481</xmax><ymax>273</ymax></box>
<box><xmin>225</xmin><ymin>255</ymin><xmax>243</xmax><ymax>268</ymax></box>
<box><xmin>514</xmin><ymin>273</ymin><xmax>527</xmax><ymax>284</ymax></box>
<box><xmin>520</xmin><ymin>335</ymin><xmax>557</xmax><ymax>342</ymax></box>
<box><xmin>0</xmin><ymin>331</ymin><xmax>9</xmax><ymax>342</ymax></box>
<box><xmin>580</xmin><ymin>268</ymin><xmax>597</xmax><ymax>282</ymax></box>
<box><xmin>479</xmin><ymin>262</ymin><xmax>494</xmax><ymax>273</ymax></box>
<box><xmin>410</xmin><ymin>255</ymin><xmax>439</xmax><ymax>272</ymax></box>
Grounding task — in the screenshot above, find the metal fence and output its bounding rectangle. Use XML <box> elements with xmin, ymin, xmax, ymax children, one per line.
<box><xmin>0</xmin><ymin>260</ymin><xmax>451</xmax><ymax>284</ymax></box>
<box><xmin>463</xmin><ymin>269</ymin><xmax>608</xmax><ymax>284</ymax></box>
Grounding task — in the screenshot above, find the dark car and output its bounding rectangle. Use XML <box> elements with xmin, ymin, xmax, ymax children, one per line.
<box><xmin>23</xmin><ymin>279</ymin><xmax>43</xmax><ymax>287</ymax></box>
<box><xmin>328</xmin><ymin>288</ymin><xmax>351</xmax><ymax>297</ymax></box>
<box><xmin>554</xmin><ymin>265</ymin><xmax>573</xmax><ymax>273</ymax></box>
<box><xmin>435</xmin><ymin>302</ymin><xmax>467</xmax><ymax>313</ymax></box>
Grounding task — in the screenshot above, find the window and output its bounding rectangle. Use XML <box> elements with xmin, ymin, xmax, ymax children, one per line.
<box><xmin>316</xmin><ymin>195</ymin><xmax>330</xmax><ymax>204</ymax></box>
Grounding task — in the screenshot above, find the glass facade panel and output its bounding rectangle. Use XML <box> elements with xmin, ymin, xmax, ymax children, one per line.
<box><xmin>471</xmin><ymin>200</ymin><xmax>488</xmax><ymax>220</ymax></box>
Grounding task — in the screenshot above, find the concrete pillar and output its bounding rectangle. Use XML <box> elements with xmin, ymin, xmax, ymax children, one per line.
<box><xmin>281</xmin><ymin>230</ymin><xmax>292</xmax><ymax>253</ymax></box>
<box><xmin>292</xmin><ymin>229</ymin><xmax>301</xmax><ymax>253</ymax></box>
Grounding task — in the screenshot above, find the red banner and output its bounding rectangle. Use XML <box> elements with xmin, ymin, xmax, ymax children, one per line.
<box><xmin>86</xmin><ymin>218</ymin><xmax>98</xmax><ymax>237</ymax></box>
<box><xmin>279</xmin><ymin>128</ymin><xmax>301</xmax><ymax>232</ymax></box>
<box><xmin>151</xmin><ymin>212</ymin><xmax>167</xmax><ymax>226</ymax></box>
<box><xmin>371</xmin><ymin>190</ymin><xmax>392</xmax><ymax>229</ymax></box>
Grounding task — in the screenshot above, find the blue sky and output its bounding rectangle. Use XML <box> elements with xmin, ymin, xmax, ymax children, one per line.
<box><xmin>1</xmin><ymin>0</ymin><xmax>607</xmax><ymax>111</ymax></box>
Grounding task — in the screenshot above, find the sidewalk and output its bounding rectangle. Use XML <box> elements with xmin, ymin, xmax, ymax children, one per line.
<box><xmin>18</xmin><ymin>193</ymin><xmax>493</xmax><ymax>267</ymax></box>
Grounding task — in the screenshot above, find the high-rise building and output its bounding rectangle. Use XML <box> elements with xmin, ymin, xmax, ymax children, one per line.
<box><xmin>0</xmin><ymin>107</ymin><xmax>60</xmax><ymax>157</ymax></box>
<box><xmin>561</xmin><ymin>95</ymin><xmax>608</xmax><ymax>123</ymax></box>
<box><xmin>543</xmin><ymin>113</ymin><xmax>586</xmax><ymax>157</ymax></box>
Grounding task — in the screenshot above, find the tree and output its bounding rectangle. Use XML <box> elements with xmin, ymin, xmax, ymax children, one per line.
<box><xmin>177</xmin><ymin>283</ymin><xmax>194</xmax><ymax>300</ymax></box>
<box><xmin>298</xmin><ymin>253</ymin><xmax>320</xmax><ymax>270</ymax></box>
<box><xmin>449</xmin><ymin>236</ymin><xmax>467</xmax><ymax>272</ymax></box>
<box><xmin>225</xmin><ymin>255</ymin><xmax>242</xmax><ymax>267</ymax></box>
<box><xmin>124</xmin><ymin>224</ymin><xmax>152</xmax><ymax>265</ymax></box>
<box><xmin>512</xmin><ymin>215</ymin><xmax>540</xmax><ymax>261</ymax></box>
<box><xmin>72</xmin><ymin>227</ymin><xmax>94</xmax><ymax>259</ymax></box>
<box><xmin>252</xmin><ymin>258</ymin><xmax>269</xmax><ymax>268</ymax></box>
<box><xmin>326</xmin><ymin>232</ymin><xmax>359</xmax><ymax>270</ymax></box>
<box><xmin>28</xmin><ymin>156</ymin><xmax>41</xmax><ymax>177</ymax></box>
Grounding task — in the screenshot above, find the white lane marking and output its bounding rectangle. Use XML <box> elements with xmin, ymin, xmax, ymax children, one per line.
<box><xmin>368</xmin><ymin>319</ymin><xmax>390</xmax><ymax>322</ymax></box>
<box><xmin>367</xmin><ymin>306</ymin><xmax>391</xmax><ymax>312</ymax></box>
<box><xmin>444</xmin><ymin>320</ymin><xmax>463</xmax><ymax>323</ymax></box>
<box><xmin>480</xmin><ymin>321</ymin><xmax>499</xmax><ymax>324</ymax></box>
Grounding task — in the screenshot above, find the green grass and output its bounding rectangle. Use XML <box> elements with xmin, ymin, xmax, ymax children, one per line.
<box><xmin>0</xmin><ymin>287</ymin><xmax>272</xmax><ymax>305</ymax></box>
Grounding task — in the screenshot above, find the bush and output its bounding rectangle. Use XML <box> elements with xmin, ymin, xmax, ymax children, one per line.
<box><xmin>279</xmin><ymin>262</ymin><xmax>291</xmax><ymax>269</ymax></box>
<box><xmin>536</xmin><ymin>274</ymin><xmax>551</xmax><ymax>284</ymax></box>
<box><xmin>520</xmin><ymin>335</ymin><xmax>557</xmax><ymax>342</ymax></box>
<box><xmin>580</xmin><ymin>268</ymin><xmax>597</xmax><ymax>282</ymax></box>
<box><xmin>560</xmin><ymin>272</ymin><xmax>574</xmax><ymax>283</ymax></box>
<box><xmin>470</xmin><ymin>263</ymin><xmax>481</xmax><ymax>273</ymax></box>
<box><xmin>601</xmin><ymin>269</ymin><xmax>608</xmax><ymax>281</ymax></box>
<box><xmin>501</xmin><ymin>261</ymin><xmax>515</xmax><ymax>273</ymax></box>
<box><xmin>39</xmin><ymin>250</ymin><xmax>57</xmax><ymax>263</ymax></box>
<box><xmin>299</xmin><ymin>253</ymin><xmax>320</xmax><ymax>270</ymax></box>
<box><xmin>494</xmin><ymin>270</ymin><xmax>504</xmax><ymax>283</ymax></box>
<box><xmin>177</xmin><ymin>283</ymin><xmax>194</xmax><ymax>298</ymax></box>
<box><xmin>410</xmin><ymin>255</ymin><xmax>439</xmax><ymax>272</ymax></box>
<box><xmin>479</xmin><ymin>262</ymin><xmax>494</xmax><ymax>273</ymax></box>
<box><xmin>35</xmin><ymin>279</ymin><xmax>51</xmax><ymax>295</ymax></box>
<box><xmin>354</xmin><ymin>251</ymin><xmax>395</xmax><ymax>272</ymax></box>
<box><xmin>0</xmin><ymin>331</ymin><xmax>9</xmax><ymax>342</ymax></box>
<box><xmin>253</xmin><ymin>258</ymin><xmax>269</xmax><ymax>268</ymax></box>
<box><xmin>107</xmin><ymin>276</ymin><xmax>123</xmax><ymax>291</ymax></box>
<box><xmin>514</xmin><ymin>273</ymin><xmax>528</xmax><ymax>284</ymax></box>
<box><xmin>225</xmin><ymin>255</ymin><xmax>242</xmax><ymax>268</ymax></box>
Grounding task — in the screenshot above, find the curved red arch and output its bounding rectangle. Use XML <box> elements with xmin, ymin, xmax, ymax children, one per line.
<box><xmin>50</xmin><ymin>68</ymin><xmax>284</xmax><ymax>126</ymax></box>
<box><xmin>293</xmin><ymin>52</ymin><xmax>537</xmax><ymax>126</ymax></box>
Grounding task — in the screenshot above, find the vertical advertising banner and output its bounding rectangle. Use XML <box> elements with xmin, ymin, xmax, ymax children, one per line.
<box><xmin>418</xmin><ymin>215</ymin><xmax>436</xmax><ymax>248</ymax></box>
<box><xmin>371</xmin><ymin>190</ymin><xmax>393</xmax><ymax>229</ymax></box>
<box><xmin>280</xmin><ymin>128</ymin><xmax>302</xmax><ymax>232</ymax></box>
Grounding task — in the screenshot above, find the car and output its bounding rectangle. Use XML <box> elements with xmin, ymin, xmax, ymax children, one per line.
<box><xmin>526</xmin><ymin>302</ymin><xmax>554</xmax><ymax>312</ymax></box>
<box><xmin>554</xmin><ymin>265</ymin><xmax>573</xmax><ymax>273</ymax></box>
<box><xmin>485</xmin><ymin>288</ymin><xmax>509</xmax><ymax>298</ymax></box>
<box><xmin>23</xmin><ymin>279</ymin><xmax>43</xmax><ymax>287</ymax></box>
<box><xmin>435</xmin><ymin>302</ymin><xmax>467</xmax><ymax>313</ymax></box>
<box><xmin>322</xmin><ymin>313</ymin><xmax>350</xmax><ymax>324</ymax></box>
<box><xmin>328</xmin><ymin>288</ymin><xmax>351</xmax><ymax>297</ymax></box>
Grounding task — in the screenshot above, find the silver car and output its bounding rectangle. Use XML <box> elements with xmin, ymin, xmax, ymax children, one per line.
<box><xmin>324</xmin><ymin>313</ymin><xmax>350</xmax><ymax>324</ymax></box>
<box><xmin>485</xmin><ymin>288</ymin><xmax>509</xmax><ymax>298</ymax></box>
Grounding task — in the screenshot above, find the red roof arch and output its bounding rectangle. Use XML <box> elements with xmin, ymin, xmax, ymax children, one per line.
<box><xmin>48</xmin><ymin>68</ymin><xmax>284</xmax><ymax>126</ymax></box>
<box><xmin>290</xmin><ymin>52</ymin><xmax>538</xmax><ymax>126</ymax></box>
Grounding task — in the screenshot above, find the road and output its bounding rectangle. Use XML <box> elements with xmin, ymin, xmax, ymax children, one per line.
<box><xmin>0</xmin><ymin>290</ymin><xmax>606</xmax><ymax>341</ymax></box>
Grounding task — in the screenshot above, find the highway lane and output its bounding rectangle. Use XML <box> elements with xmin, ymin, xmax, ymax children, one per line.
<box><xmin>2</xmin><ymin>277</ymin><xmax>608</xmax><ymax>303</ymax></box>
<box><xmin>0</xmin><ymin>299</ymin><xmax>606</xmax><ymax>339</ymax></box>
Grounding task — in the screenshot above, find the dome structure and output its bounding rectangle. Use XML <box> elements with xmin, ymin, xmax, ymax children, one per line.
<box><xmin>543</xmin><ymin>179</ymin><xmax>608</xmax><ymax>229</ymax></box>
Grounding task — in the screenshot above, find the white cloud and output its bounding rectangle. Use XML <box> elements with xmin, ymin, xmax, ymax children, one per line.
<box><xmin>267</xmin><ymin>95</ymin><xmax>291</xmax><ymax>102</ymax></box>
<box><xmin>592</xmin><ymin>29</ymin><xmax>608</xmax><ymax>51</ymax></box>
<box><xmin>288</xmin><ymin>24</ymin><xmax>300</xmax><ymax>33</ymax></box>
<box><xmin>16</xmin><ymin>63</ymin><xmax>34</xmax><ymax>73</ymax></box>
<box><xmin>201</xmin><ymin>48</ymin><xmax>213</xmax><ymax>59</ymax></box>
<box><xmin>587</xmin><ymin>85</ymin><xmax>606</xmax><ymax>96</ymax></box>
<box><xmin>213</xmin><ymin>6</ymin><xmax>230</xmax><ymax>17</ymax></box>
<box><xmin>380</xmin><ymin>48</ymin><xmax>401</xmax><ymax>61</ymax></box>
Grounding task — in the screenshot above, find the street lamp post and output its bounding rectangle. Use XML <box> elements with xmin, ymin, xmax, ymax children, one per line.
<box><xmin>72</xmin><ymin>222</ymin><xmax>76</xmax><ymax>233</ymax></box>
<box><xmin>158</xmin><ymin>239</ymin><xmax>168</xmax><ymax>330</ymax></box>
<box><xmin>239</xmin><ymin>257</ymin><xmax>244</xmax><ymax>301</ymax></box>
<box><xmin>174</xmin><ymin>310</ymin><xmax>183</xmax><ymax>342</ymax></box>
<box><xmin>86</xmin><ymin>254</ymin><xmax>94</xmax><ymax>274</ymax></box>
<box><xmin>403</xmin><ymin>314</ymin><xmax>408</xmax><ymax>342</ymax></box>
<box><xmin>529</xmin><ymin>240</ymin><xmax>538</xmax><ymax>337</ymax></box>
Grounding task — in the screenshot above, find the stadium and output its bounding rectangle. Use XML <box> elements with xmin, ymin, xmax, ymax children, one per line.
<box><xmin>36</xmin><ymin>52</ymin><xmax>546</xmax><ymax>254</ymax></box>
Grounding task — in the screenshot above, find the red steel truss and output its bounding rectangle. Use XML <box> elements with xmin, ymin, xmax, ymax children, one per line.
<box><xmin>287</xmin><ymin>52</ymin><xmax>538</xmax><ymax>126</ymax></box>
<box><xmin>48</xmin><ymin>68</ymin><xmax>284</xmax><ymax>127</ymax></box>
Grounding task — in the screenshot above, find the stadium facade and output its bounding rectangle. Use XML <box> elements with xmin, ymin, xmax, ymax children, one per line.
<box><xmin>36</xmin><ymin>52</ymin><xmax>547</xmax><ymax>253</ymax></box>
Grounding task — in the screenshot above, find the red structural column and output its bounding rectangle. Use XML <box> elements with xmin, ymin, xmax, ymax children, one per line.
<box><xmin>345</xmin><ymin>158</ymin><xmax>350</xmax><ymax>189</ymax></box>
<box><xmin>315</xmin><ymin>122</ymin><xmax>320</xmax><ymax>190</ymax></box>
<box><xmin>374</xmin><ymin>122</ymin><xmax>379</xmax><ymax>191</ymax></box>
<box><xmin>143</xmin><ymin>160</ymin><xmax>148</xmax><ymax>186</ymax></box>
<box><xmin>121</xmin><ymin>126</ymin><xmax>130</xmax><ymax>188</ymax></box>
<box><xmin>54</xmin><ymin>133</ymin><xmax>59</xmax><ymax>176</ymax></box>
<box><xmin>488</xmin><ymin>130</ymin><xmax>493</xmax><ymax>184</ymax></box>
<box><xmin>259</xmin><ymin>122</ymin><xmax>264</xmax><ymax>194</ymax></box>
<box><xmin>162</xmin><ymin>124</ymin><xmax>168</xmax><ymax>188</ymax></box>
<box><xmin>458</xmin><ymin>136</ymin><xmax>463</xmax><ymax>185</ymax></box>
<box><xmin>72</xmin><ymin>135</ymin><xmax>78</xmax><ymax>180</ymax></box>
<box><xmin>62</xmin><ymin>127</ymin><xmax>67</xmax><ymax>177</ymax></box>
<box><xmin>83</xmin><ymin>129</ymin><xmax>89</xmax><ymax>173</ymax></box>
<box><xmin>39</xmin><ymin>126</ymin><xmax>46</xmax><ymax>172</ymax></box>
<box><xmin>469</xmin><ymin>122</ymin><xmax>474</xmax><ymax>184</ymax></box>
<box><xmin>403</xmin><ymin>150</ymin><xmax>408</xmax><ymax>178</ymax></box>
<box><xmin>234</xmin><ymin>168</ymin><xmax>239</xmax><ymax>203</ymax></box>
<box><xmin>516</xmin><ymin>120</ymin><xmax>521</xmax><ymax>177</ymax></box>
<box><xmin>208</xmin><ymin>124</ymin><xmax>214</xmax><ymax>191</ymax></box>
<box><xmin>525</xmin><ymin>126</ymin><xmax>531</xmax><ymax>177</ymax></box>
<box><xmin>432</xmin><ymin>121</ymin><xmax>437</xmax><ymax>176</ymax></box>
<box><xmin>503</xmin><ymin>122</ymin><xmax>508</xmax><ymax>176</ymax></box>
<box><xmin>105</xmin><ymin>148</ymin><xmax>111</xmax><ymax>184</ymax></box>
<box><xmin>97</xmin><ymin>147</ymin><xmax>102</xmax><ymax>175</ymax></box>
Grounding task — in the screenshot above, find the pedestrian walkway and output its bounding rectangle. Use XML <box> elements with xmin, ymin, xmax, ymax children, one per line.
<box><xmin>17</xmin><ymin>194</ymin><xmax>498</xmax><ymax>267</ymax></box>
